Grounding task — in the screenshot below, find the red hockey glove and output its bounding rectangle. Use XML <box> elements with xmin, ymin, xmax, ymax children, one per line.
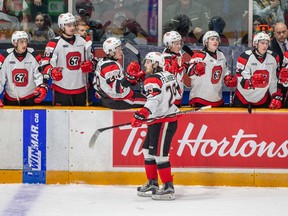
<box><xmin>50</xmin><ymin>67</ymin><xmax>63</xmax><ymax>81</ymax></box>
<box><xmin>165</xmin><ymin>58</ymin><xmax>184</xmax><ymax>74</ymax></box>
<box><xmin>224</xmin><ymin>74</ymin><xmax>237</xmax><ymax>88</ymax></box>
<box><xmin>136</xmin><ymin>70</ymin><xmax>146</xmax><ymax>81</ymax></box>
<box><xmin>131</xmin><ymin>107</ymin><xmax>150</xmax><ymax>128</ymax></box>
<box><xmin>279</xmin><ymin>68</ymin><xmax>288</xmax><ymax>84</ymax></box>
<box><xmin>34</xmin><ymin>84</ymin><xmax>48</xmax><ymax>103</ymax></box>
<box><xmin>0</xmin><ymin>99</ymin><xmax>4</xmax><ymax>108</ymax></box>
<box><xmin>126</xmin><ymin>61</ymin><xmax>141</xmax><ymax>84</ymax></box>
<box><xmin>268</xmin><ymin>92</ymin><xmax>283</xmax><ymax>109</ymax></box>
<box><xmin>195</xmin><ymin>62</ymin><xmax>206</xmax><ymax>76</ymax></box>
<box><xmin>81</xmin><ymin>60</ymin><xmax>93</xmax><ymax>73</ymax></box>
<box><xmin>251</xmin><ymin>73</ymin><xmax>268</xmax><ymax>88</ymax></box>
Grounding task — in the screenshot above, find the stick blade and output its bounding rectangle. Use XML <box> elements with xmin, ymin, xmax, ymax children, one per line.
<box><xmin>125</xmin><ymin>42</ymin><xmax>139</xmax><ymax>55</ymax></box>
<box><xmin>200</xmin><ymin>105</ymin><xmax>212</xmax><ymax>110</ymax></box>
<box><xmin>89</xmin><ymin>130</ymin><xmax>101</xmax><ymax>148</ymax></box>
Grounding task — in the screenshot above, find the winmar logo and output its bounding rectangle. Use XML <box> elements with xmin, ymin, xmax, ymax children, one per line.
<box><xmin>28</xmin><ymin>113</ymin><xmax>41</xmax><ymax>170</ymax></box>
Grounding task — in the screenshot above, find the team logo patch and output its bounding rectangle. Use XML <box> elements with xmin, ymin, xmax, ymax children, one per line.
<box><xmin>211</xmin><ymin>65</ymin><xmax>222</xmax><ymax>84</ymax></box>
<box><xmin>66</xmin><ymin>52</ymin><xmax>81</xmax><ymax>70</ymax></box>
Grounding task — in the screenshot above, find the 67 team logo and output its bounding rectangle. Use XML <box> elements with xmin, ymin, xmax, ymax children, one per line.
<box><xmin>12</xmin><ymin>69</ymin><xmax>28</xmax><ymax>86</ymax></box>
<box><xmin>66</xmin><ymin>52</ymin><xmax>81</xmax><ymax>70</ymax></box>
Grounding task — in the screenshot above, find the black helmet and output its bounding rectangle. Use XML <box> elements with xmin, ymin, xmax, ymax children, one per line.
<box><xmin>208</xmin><ymin>16</ymin><xmax>226</xmax><ymax>34</ymax></box>
<box><xmin>174</xmin><ymin>14</ymin><xmax>192</xmax><ymax>34</ymax></box>
<box><xmin>163</xmin><ymin>14</ymin><xmax>192</xmax><ymax>35</ymax></box>
<box><xmin>75</xmin><ymin>0</ymin><xmax>94</xmax><ymax>17</ymax></box>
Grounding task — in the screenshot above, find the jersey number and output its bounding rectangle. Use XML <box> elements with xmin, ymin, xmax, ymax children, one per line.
<box><xmin>166</xmin><ymin>83</ymin><xmax>177</xmax><ymax>107</ymax></box>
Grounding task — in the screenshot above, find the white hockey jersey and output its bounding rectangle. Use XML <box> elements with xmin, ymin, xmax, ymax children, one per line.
<box><xmin>0</xmin><ymin>48</ymin><xmax>43</xmax><ymax>100</ymax></box>
<box><xmin>162</xmin><ymin>49</ymin><xmax>185</xmax><ymax>102</ymax></box>
<box><xmin>93</xmin><ymin>57</ymin><xmax>132</xmax><ymax>99</ymax></box>
<box><xmin>235</xmin><ymin>49</ymin><xmax>279</xmax><ymax>103</ymax></box>
<box><xmin>187</xmin><ymin>49</ymin><xmax>229</xmax><ymax>106</ymax></box>
<box><xmin>144</xmin><ymin>71</ymin><xmax>180</xmax><ymax>124</ymax></box>
<box><xmin>42</xmin><ymin>35</ymin><xmax>90</xmax><ymax>94</ymax></box>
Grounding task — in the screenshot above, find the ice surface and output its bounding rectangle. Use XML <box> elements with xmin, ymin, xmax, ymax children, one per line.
<box><xmin>0</xmin><ymin>184</ymin><xmax>287</xmax><ymax>216</ymax></box>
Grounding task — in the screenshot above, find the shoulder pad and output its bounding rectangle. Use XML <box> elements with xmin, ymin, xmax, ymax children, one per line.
<box><xmin>245</xmin><ymin>50</ymin><xmax>253</xmax><ymax>55</ymax></box>
<box><xmin>239</xmin><ymin>50</ymin><xmax>253</xmax><ymax>60</ymax></box>
<box><xmin>27</xmin><ymin>47</ymin><xmax>35</xmax><ymax>53</ymax></box>
<box><xmin>266</xmin><ymin>49</ymin><xmax>278</xmax><ymax>58</ymax></box>
<box><xmin>6</xmin><ymin>48</ymin><xmax>14</xmax><ymax>54</ymax></box>
<box><xmin>266</xmin><ymin>49</ymin><xmax>273</xmax><ymax>55</ymax></box>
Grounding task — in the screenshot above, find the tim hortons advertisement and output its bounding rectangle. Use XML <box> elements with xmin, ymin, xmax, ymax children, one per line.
<box><xmin>112</xmin><ymin>111</ymin><xmax>288</xmax><ymax>169</ymax></box>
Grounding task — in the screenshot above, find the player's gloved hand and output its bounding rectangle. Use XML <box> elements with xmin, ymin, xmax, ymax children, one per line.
<box><xmin>268</xmin><ymin>92</ymin><xmax>283</xmax><ymax>109</ymax></box>
<box><xmin>136</xmin><ymin>70</ymin><xmax>146</xmax><ymax>81</ymax></box>
<box><xmin>131</xmin><ymin>107</ymin><xmax>150</xmax><ymax>128</ymax></box>
<box><xmin>251</xmin><ymin>73</ymin><xmax>268</xmax><ymax>88</ymax></box>
<box><xmin>126</xmin><ymin>61</ymin><xmax>141</xmax><ymax>84</ymax></box>
<box><xmin>50</xmin><ymin>67</ymin><xmax>63</xmax><ymax>81</ymax></box>
<box><xmin>224</xmin><ymin>74</ymin><xmax>237</xmax><ymax>88</ymax></box>
<box><xmin>194</xmin><ymin>62</ymin><xmax>206</xmax><ymax>76</ymax></box>
<box><xmin>0</xmin><ymin>99</ymin><xmax>4</xmax><ymax>108</ymax></box>
<box><xmin>81</xmin><ymin>60</ymin><xmax>93</xmax><ymax>73</ymax></box>
<box><xmin>34</xmin><ymin>84</ymin><xmax>48</xmax><ymax>103</ymax></box>
<box><xmin>165</xmin><ymin>58</ymin><xmax>184</xmax><ymax>74</ymax></box>
<box><xmin>279</xmin><ymin>68</ymin><xmax>288</xmax><ymax>84</ymax></box>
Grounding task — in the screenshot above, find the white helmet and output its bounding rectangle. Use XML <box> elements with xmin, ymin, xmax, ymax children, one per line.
<box><xmin>203</xmin><ymin>30</ymin><xmax>220</xmax><ymax>46</ymax></box>
<box><xmin>253</xmin><ymin>32</ymin><xmax>270</xmax><ymax>46</ymax></box>
<box><xmin>103</xmin><ymin>37</ymin><xmax>122</xmax><ymax>54</ymax></box>
<box><xmin>58</xmin><ymin>13</ymin><xmax>76</xmax><ymax>29</ymax></box>
<box><xmin>11</xmin><ymin>31</ymin><xmax>29</xmax><ymax>45</ymax></box>
<box><xmin>144</xmin><ymin>52</ymin><xmax>164</xmax><ymax>68</ymax></box>
<box><xmin>163</xmin><ymin>31</ymin><xmax>182</xmax><ymax>47</ymax></box>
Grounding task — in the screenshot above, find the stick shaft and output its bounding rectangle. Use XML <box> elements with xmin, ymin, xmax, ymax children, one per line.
<box><xmin>229</xmin><ymin>48</ymin><xmax>235</xmax><ymax>106</ymax></box>
<box><xmin>98</xmin><ymin>106</ymin><xmax>210</xmax><ymax>134</ymax></box>
<box><xmin>89</xmin><ymin>106</ymin><xmax>211</xmax><ymax>147</ymax></box>
<box><xmin>182</xmin><ymin>45</ymin><xmax>194</xmax><ymax>57</ymax></box>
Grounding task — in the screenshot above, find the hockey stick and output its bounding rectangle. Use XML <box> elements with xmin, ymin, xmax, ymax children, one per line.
<box><xmin>89</xmin><ymin>105</ymin><xmax>212</xmax><ymax>148</ymax></box>
<box><xmin>229</xmin><ymin>48</ymin><xmax>235</xmax><ymax>107</ymax></box>
<box><xmin>124</xmin><ymin>42</ymin><xmax>145</xmax><ymax>93</ymax></box>
<box><xmin>248</xmin><ymin>102</ymin><xmax>252</xmax><ymax>114</ymax></box>
<box><xmin>84</xmin><ymin>40</ymin><xmax>92</xmax><ymax>106</ymax></box>
<box><xmin>13</xmin><ymin>83</ymin><xmax>21</xmax><ymax>106</ymax></box>
<box><xmin>182</xmin><ymin>45</ymin><xmax>194</xmax><ymax>57</ymax></box>
<box><xmin>125</xmin><ymin>42</ymin><xmax>141</xmax><ymax>65</ymax></box>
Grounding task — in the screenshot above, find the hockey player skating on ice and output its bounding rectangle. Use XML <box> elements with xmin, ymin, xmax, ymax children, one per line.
<box><xmin>233</xmin><ymin>32</ymin><xmax>282</xmax><ymax>109</ymax></box>
<box><xmin>162</xmin><ymin>30</ymin><xmax>185</xmax><ymax>107</ymax></box>
<box><xmin>187</xmin><ymin>30</ymin><xmax>237</xmax><ymax>107</ymax></box>
<box><xmin>130</xmin><ymin>52</ymin><xmax>181</xmax><ymax>200</ymax></box>
<box><xmin>0</xmin><ymin>31</ymin><xmax>47</xmax><ymax>107</ymax></box>
<box><xmin>93</xmin><ymin>37</ymin><xmax>146</xmax><ymax>109</ymax></box>
<box><xmin>41</xmin><ymin>13</ymin><xmax>94</xmax><ymax>106</ymax></box>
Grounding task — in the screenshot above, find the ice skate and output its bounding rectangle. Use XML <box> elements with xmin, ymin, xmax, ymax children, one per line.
<box><xmin>137</xmin><ymin>179</ymin><xmax>159</xmax><ymax>197</ymax></box>
<box><xmin>151</xmin><ymin>182</ymin><xmax>175</xmax><ymax>200</ymax></box>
